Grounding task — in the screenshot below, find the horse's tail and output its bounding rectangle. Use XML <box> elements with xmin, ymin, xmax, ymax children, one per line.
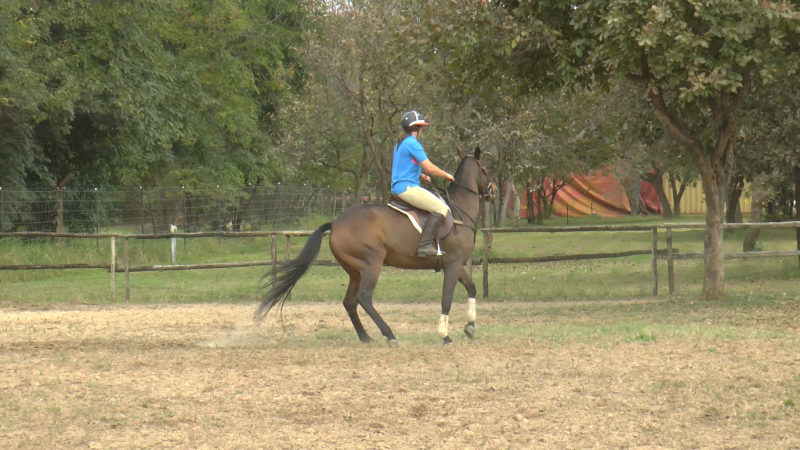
<box><xmin>254</xmin><ymin>222</ymin><xmax>332</xmax><ymax>323</ymax></box>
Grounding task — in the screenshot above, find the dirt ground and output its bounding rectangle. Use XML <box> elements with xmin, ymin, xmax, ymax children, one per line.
<box><xmin>1</xmin><ymin>301</ymin><xmax>798</xmax><ymax>450</ymax></box>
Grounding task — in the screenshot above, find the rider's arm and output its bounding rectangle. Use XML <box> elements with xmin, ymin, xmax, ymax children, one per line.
<box><xmin>420</xmin><ymin>160</ymin><xmax>454</xmax><ymax>181</ymax></box>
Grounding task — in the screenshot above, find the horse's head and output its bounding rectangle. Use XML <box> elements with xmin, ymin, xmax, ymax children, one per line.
<box><xmin>456</xmin><ymin>146</ymin><xmax>496</xmax><ymax>201</ymax></box>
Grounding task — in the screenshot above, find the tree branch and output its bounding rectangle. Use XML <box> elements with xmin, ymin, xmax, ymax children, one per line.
<box><xmin>707</xmin><ymin>96</ymin><xmax>724</xmax><ymax>130</ymax></box>
<box><xmin>647</xmin><ymin>85</ymin><xmax>707</xmax><ymax>170</ymax></box>
<box><xmin>712</xmin><ymin>93</ymin><xmax>737</xmax><ymax>164</ymax></box>
<box><xmin>626</xmin><ymin>74</ymin><xmax>650</xmax><ymax>84</ymax></box>
<box><xmin>730</xmin><ymin>67</ymin><xmax>751</xmax><ymax>110</ymax></box>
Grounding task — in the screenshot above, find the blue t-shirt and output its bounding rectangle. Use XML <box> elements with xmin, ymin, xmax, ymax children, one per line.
<box><xmin>391</xmin><ymin>135</ymin><xmax>428</xmax><ymax>195</ymax></box>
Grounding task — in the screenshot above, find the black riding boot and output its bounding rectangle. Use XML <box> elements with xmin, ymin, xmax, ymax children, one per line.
<box><xmin>417</xmin><ymin>213</ymin><xmax>445</xmax><ymax>257</ymax></box>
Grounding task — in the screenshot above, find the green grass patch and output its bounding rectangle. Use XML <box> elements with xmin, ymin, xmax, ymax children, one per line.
<box><xmin>1</xmin><ymin>215</ymin><xmax>798</xmax><ymax>306</ymax></box>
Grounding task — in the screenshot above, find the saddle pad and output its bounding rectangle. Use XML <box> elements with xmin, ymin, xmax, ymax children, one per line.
<box><xmin>387</xmin><ymin>204</ymin><xmax>422</xmax><ymax>233</ymax></box>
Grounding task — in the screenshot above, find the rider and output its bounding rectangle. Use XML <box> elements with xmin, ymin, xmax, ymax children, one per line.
<box><xmin>391</xmin><ymin>111</ymin><xmax>454</xmax><ymax>257</ymax></box>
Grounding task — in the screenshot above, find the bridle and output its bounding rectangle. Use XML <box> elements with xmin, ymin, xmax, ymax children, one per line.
<box><xmin>433</xmin><ymin>155</ymin><xmax>494</xmax><ymax>233</ymax></box>
<box><xmin>448</xmin><ymin>157</ymin><xmax>493</xmax><ymax>197</ymax></box>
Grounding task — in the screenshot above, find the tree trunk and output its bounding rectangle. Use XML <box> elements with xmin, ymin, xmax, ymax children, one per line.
<box><xmin>498</xmin><ymin>179</ymin><xmax>511</xmax><ymax>228</ymax></box>
<box><xmin>644</xmin><ymin>170</ymin><xmax>672</xmax><ymax>218</ymax></box>
<box><xmin>669</xmin><ymin>174</ymin><xmax>687</xmax><ymax>217</ymax></box>
<box><xmin>354</xmin><ymin>176</ymin><xmax>366</xmax><ymax>207</ymax></box>
<box><xmin>535</xmin><ymin>184</ymin><xmax>546</xmax><ymax>224</ymax></box>
<box><xmin>378</xmin><ymin>158</ymin><xmax>390</xmax><ymax>204</ymax></box>
<box><xmin>511</xmin><ymin>182</ymin><xmax>520</xmax><ymax>228</ymax></box>
<box><xmin>743</xmin><ymin>175</ymin><xmax>769</xmax><ymax>252</ymax></box>
<box><xmin>629</xmin><ymin>181</ymin><xmax>642</xmax><ymax>216</ymax></box>
<box><xmin>702</xmin><ymin>178</ymin><xmax>726</xmax><ymax>299</ymax></box>
<box><xmin>525</xmin><ymin>181</ymin><xmax>536</xmax><ymax>224</ymax></box>
<box><xmin>726</xmin><ymin>175</ymin><xmax>745</xmax><ymax>223</ymax></box>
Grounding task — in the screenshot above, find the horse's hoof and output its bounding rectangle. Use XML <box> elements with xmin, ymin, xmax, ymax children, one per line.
<box><xmin>443</xmin><ymin>336</ymin><xmax>454</xmax><ymax>345</ymax></box>
<box><xmin>360</xmin><ymin>336</ymin><xmax>374</xmax><ymax>344</ymax></box>
<box><xmin>464</xmin><ymin>323</ymin><xmax>476</xmax><ymax>340</ymax></box>
<box><xmin>387</xmin><ymin>339</ymin><xmax>399</xmax><ymax>348</ymax></box>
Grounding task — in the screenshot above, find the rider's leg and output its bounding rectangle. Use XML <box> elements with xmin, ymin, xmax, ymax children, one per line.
<box><xmin>397</xmin><ymin>186</ymin><xmax>449</xmax><ymax>257</ymax></box>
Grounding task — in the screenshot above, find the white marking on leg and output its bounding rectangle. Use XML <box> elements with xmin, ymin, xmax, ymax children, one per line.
<box><xmin>466</xmin><ymin>298</ymin><xmax>476</xmax><ymax>322</ymax></box>
<box><xmin>437</xmin><ymin>314</ymin><xmax>449</xmax><ymax>339</ymax></box>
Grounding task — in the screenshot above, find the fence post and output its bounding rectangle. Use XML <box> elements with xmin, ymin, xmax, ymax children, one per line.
<box><xmin>666</xmin><ymin>227</ymin><xmax>675</xmax><ymax>294</ymax></box>
<box><xmin>55</xmin><ymin>187</ymin><xmax>64</xmax><ymax>241</ymax></box>
<box><xmin>95</xmin><ymin>188</ymin><xmax>100</xmax><ymax>250</ymax></box>
<box><xmin>341</xmin><ymin>190</ymin><xmax>347</xmax><ymax>214</ymax></box>
<box><xmin>284</xmin><ymin>235</ymin><xmax>291</xmax><ymax>301</ymax></box>
<box><xmin>651</xmin><ymin>227</ymin><xmax>658</xmax><ymax>296</ymax></box>
<box><xmin>216</xmin><ymin>185</ymin><xmax>222</xmax><ymax>244</ymax></box>
<box><xmin>271</xmin><ymin>235</ymin><xmax>277</xmax><ymax>284</ymax></box>
<box><xmin>170</xmin><ymin>224</ymin><xmax>177</xmax><ymax>264</ymax></box>
<box><xmin>182</xmin><ymin>186</ymin><xmax>187</xmax><ymax>249</ymax></box>
<box><xmin>124</xmin><ymin>237</ymin><xmax>130</xmax><ymax>303</ymax></box>
<box><xmin>140</xmin><ymin>186</ymin><xmax>145</xmax><ymax>235</ymax></box>
<box><xmin>482</xmin><ymin>230</ymin><xmax>490</xmax><ymax>298</ymax></box>
<box><xmin>110</xmin><ymin>236</ymin><xmax>116</xmax><ymax>300</ymax></box>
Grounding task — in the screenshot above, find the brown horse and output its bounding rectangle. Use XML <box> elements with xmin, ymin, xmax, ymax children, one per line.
<box><xmin>255</xmin><ymin>147</ymin><xmax>495</xmax><ymax>345</ymax></box>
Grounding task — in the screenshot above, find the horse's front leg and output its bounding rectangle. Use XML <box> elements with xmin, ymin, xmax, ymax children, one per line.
<box><xmin>457</xmin><ymin>266</ymin><xmax>477</xmax><ymax>339</ymax></box>
<box><xmin>438</xmin><ymin>262</ymin><xmax>462</xmax><ymax>345</ymax></box>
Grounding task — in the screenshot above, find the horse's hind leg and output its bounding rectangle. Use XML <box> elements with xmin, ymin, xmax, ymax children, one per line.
<box><xmin>341</xmin><ymin>268</ymin><xmax>373</xmax><ymax>343</ymax></box>
<box><xmin>458</xmin><ymin>267</ymin><xmax>477</xmax><ymax>339</ymax></box>
<box><xmin>356</xmin><ymin>264</ymin><xmax>398</xmax><ymax>346</ymax></box>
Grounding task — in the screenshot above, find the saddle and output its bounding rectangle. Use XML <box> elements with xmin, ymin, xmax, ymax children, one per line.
<box><xmin>387</xmin><ymin>194</ymin><xmax>455</xmax><ymax>242</ymax></box>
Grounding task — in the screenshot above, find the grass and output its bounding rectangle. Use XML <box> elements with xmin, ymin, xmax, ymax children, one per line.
<box><xmin>0</xmin><ymin>214</ymin><xmax>798</xmax><ymax>306</ymax></box>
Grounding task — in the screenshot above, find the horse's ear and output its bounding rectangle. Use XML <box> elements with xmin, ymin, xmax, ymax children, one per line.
<box><xmin>474</xmin><ymin>146</ymin><xmax>482</xmax><ymax>160</ymax></box>
<box><xmin>457</xmin><ymin>147</ymin><xmax>467</xmax><ymax>159</ymax></box>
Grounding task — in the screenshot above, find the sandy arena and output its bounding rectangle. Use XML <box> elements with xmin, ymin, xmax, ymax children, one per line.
<box><xmin>1</xmin><ymin>301</ymin><xmax>798</xmax><ymax>449</ymax></box>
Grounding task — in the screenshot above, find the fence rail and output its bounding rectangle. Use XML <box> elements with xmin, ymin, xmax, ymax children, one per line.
<box><xmin>479</xmin><ymin>221</ymin><xmax>800</xmax><ymax>298</ymax></box>
<box><xmin>2</xmin><ymin>221</ymin><xmax>799</xmax><ymax>302</ymax></box>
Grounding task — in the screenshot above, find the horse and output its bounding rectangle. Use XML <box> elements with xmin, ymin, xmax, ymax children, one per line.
<box><xmin>255</xmin><ymin>147</ymin><xmax>495</xmax><ymax>346</ymax></box>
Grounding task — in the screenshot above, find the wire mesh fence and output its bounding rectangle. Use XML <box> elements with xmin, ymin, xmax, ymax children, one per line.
<box><xmin>0</xmin><ymin>186</ymin><xmax>381</xmax><ymax>233</ymax></box>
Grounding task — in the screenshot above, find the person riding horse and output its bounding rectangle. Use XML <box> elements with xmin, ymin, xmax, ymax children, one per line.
<box><xmin>391</xmin><ymin>111</ymin><xmax>454</xmax><ymax>257</ymax></box>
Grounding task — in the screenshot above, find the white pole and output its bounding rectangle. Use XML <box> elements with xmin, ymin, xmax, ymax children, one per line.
<box><xmin>110</xmin><ymin>236</ymin><xmax>116</xmax><ymax>300</ymax></box>
<box><xmin>170</xmin><ymin>224</ymin><xmax>177</xmax><ymax>264</ymax></box>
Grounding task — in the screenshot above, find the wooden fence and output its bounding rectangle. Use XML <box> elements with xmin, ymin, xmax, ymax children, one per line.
<box><xmin>2</xmin><ymin>221</ymin><xmax>799</xmax><ymax>301</ymax></box>
<box><xmin>478</xmin><ymin>221</ymin><xmax>800</xmax><ymax>298</ymax></box>
<box><xmin>0</xmin><ymin>230</ymin><xmax>323</xmax><ymax>302</ymax></box>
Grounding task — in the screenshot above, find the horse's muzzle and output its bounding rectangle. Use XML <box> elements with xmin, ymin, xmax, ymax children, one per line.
<box><xmin>483</xmin><ymin>182</ymin><xmax>497</xmax><ymax>201</ymax></box>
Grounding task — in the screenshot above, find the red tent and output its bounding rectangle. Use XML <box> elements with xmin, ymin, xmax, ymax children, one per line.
<box><xmin>519</xmin><ymin>171</ymin><xmax>663</xmax><ymax>218</ymax></box>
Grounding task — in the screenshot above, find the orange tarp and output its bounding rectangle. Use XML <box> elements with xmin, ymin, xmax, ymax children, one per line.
<box><xmin>520</xmin><ymin>172</ymin><xmax>663</xmax><ymax>218</ymax></box>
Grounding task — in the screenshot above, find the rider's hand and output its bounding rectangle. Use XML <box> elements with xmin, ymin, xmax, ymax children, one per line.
<box><xmin>420</xmin><ymin>174</ymin><xmax>431</xmax><ymax>184</ymax></box>
<box><xmin>444</xmin><ymin>173</ymin><xmax>455</xmax><ymax>182</ymax></box>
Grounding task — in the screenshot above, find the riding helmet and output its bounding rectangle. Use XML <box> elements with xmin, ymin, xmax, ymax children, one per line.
<box><xmin>400</xmin><ymin>111</ymin><xmax>430</xmax><ymax>128</ymax></box>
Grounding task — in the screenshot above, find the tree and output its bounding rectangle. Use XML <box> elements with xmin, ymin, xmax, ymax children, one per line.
<box><xmin>607</xmin><ymin>85</ymin><xmax>698</xmax><ymax>218</ymax></box>
<box><xmin>297</xmin><ymin>0</ymin><xmax>438</xmax><ymax>203</ymax></box>
<box><xmin>418</xmin><ymin>0</ymin><xmax>800</xmax><ymax>298</ymax></box>
<box><xmin>1</xmin><ymin>0</ymin><xmax>310</xmax><ymax>189</ymax></box>
<box><xmin>567</xmin><ymin>0</ymin><xmax>800</xmax><ymax>298</ymax></box>
<box><xmin>475</xmin><ymin>88</ymin><xmax>615</xmax><ymax>224</ymax></box>
<box><xmin>738</xmin><ymin>76</ymin><xmax>800</xmax><ymax>253</ymax></box>
<box><xmin>277</xmin><ymin>74</ymin><xmax>376</xmax><ymax>199</ymax></box>
<box><xmin>0</xmin><ymin>1</ymin><xmax>49</xmax><ymax>188</ymax></box>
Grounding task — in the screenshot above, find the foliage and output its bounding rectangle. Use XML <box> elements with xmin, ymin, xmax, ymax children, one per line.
<box><xmin>1</xmin><ymin>0</ymin><xmax>312</xmax><ymax>190</ymax></box>
<box><xmin>0</xmin><ymin>0</ymin><xmax>49</xmax><ymax>188</ymax></box>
